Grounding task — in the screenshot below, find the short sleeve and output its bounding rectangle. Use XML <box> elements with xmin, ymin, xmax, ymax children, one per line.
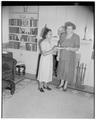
<box><xmin>74</xmin><ymin>35</ymin><xmax>80</xmax><ymax>48</ymax></box>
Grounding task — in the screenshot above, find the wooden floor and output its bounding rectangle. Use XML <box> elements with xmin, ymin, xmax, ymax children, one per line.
<box><xmin>14</xmin><ymin>73</ymin><xmax>94</xmax><ymax>94</ymax></box>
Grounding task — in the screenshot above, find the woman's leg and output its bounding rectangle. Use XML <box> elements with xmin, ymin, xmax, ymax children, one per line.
<box><xmin>43</xmin><ymin>82</ymin><xmax>47</xmax><ymax>88</ymax></box>
<box><xmin>43</xmin><ymin>82</ymin><xmax>52</xmax><ymax>90</ymax></box>
<box><xmin>38</xmin><ymin>81</ymin><xmax>44</xmax><ymax>92</ymax></box>
<box><xmin>56</xmin><ymin>59</ymin><xmax>65</xmax><ymax>88</ymax></box>
<box><xmin>57</xmin><ymin>79</ymin><xmax>65</xmax><ymax>88</ymax></box>
<box><xmin>62</xmin><ymin>60</ymin><xmax>69</xmax><ymax>91</ymax></box>
<box><xmin>63</xmin><ymin>80</ymin><xmax>68</xmax><ymax>91</ymax></box>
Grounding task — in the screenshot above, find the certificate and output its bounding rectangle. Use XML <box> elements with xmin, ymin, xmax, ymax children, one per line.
<box><xmin>56</xmin><ymin>46</ymin><xmax>67</xmax><ymax>50</ymax></box>
<box><xmin>56</xmin><ymin>47</ymin><xmax>79</xmax><ymax>52</ymax></box>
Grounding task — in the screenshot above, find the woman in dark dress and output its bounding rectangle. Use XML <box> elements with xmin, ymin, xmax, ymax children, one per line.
<box><xmin>57</xmin><ymin>22</ymin><xmax>80</xmax><ymax>91</ymax></box>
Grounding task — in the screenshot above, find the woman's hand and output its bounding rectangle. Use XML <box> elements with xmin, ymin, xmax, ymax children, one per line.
<box><xmin>52</xmin><ymin>46</ymin><xmax>58</xmax><ymax>51</ymax></box>
<box><xmin>51</xmin><ymin>46</ymin><xmax>58</xmax><ymax>55</ymax></box>
<box><xmin>42</xmin><ymin>46</ymin><xmax>58</xmax><ymax>56</ymax></box>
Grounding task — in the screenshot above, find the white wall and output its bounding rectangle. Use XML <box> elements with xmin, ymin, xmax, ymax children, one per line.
<box><xmin>2</xmin><ymin>6</ymin><xmax>9</xmax><ymax>43</ymax></box>
<box><xmin>38</xmin><ymin>6</ymin><xmax>57</xmax><ymax>36</ymax></box>
<box><xmin>39</xmin><ymin>6</ymin><xmax>94</xmax><ymax>40</ymax></box>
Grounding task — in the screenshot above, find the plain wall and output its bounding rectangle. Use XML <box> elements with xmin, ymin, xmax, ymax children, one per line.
<box><xmin>2</xmin><ymin>6</ymin><xmax>9</xmax><ymax>43</ymax></box>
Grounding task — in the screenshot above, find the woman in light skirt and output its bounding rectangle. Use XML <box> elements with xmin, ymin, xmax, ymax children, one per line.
<box><xmin>37</xmin><ymin>27</ymin><xmax>57</xmax><ymax>92</ymax></box>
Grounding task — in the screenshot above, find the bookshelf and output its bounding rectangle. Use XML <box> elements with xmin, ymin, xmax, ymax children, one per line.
<box><xmin>8</xmin><ymin>7</ymin><xmax>39</xmax><ymax>52</ymax></box>
<box><xmin>7</xmin><ymin>6</ymin><xmax>39</xmax><ymax>74</ymax></box>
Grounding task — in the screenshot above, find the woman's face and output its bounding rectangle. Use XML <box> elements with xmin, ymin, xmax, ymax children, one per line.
<box><xmin>46</xmin><ymin>31</ymin><xmax>52</xmax><ymax>39</ymax></box>
<box><xmin>57</xmin><ymin>27</ymin><xmax>64</xmax><ymax>36</ymax></box>
<box><xmin>66</xmin><ymin>26</ymin><xmax>73</xmax><ymax>34</ymax></box>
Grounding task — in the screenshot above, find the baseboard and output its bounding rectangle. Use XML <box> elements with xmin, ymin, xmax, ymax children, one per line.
<box><xmin>50</xmin><ymin>76</ymin><xmax>95</xmax><ymax>94</ymax></box>
<box><xmin>15</xmin><ymin>73</ymin><xmax>36</xmax><ymax>84</ymax></box>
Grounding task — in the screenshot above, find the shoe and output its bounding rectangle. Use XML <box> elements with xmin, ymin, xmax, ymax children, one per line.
<box><xmin>56</xmin><ymin>84</ymin><xmax>64</xmax><ymax>89</ymax></box>
<box><xmin>63</xmin><ymin>88</ymin><xmax>67</xmax><ymax>91</ymax></box>
<box><xmin>39</xmin><ymin>88</ymin><xmax>44</xmax><ymax>92</ymax></box>
<box><xmin>63</xmin><ymin>80</ymin><xmax>68</xmax><ymax>91</ymax></box>
<box><xmin>43</xmin><ymin>86</ymin><xmax>52</xmax><ymax>90</ymax></box>
<box><xmin>56</xmin><ymin>80</ymin><xmax>65</xmax><ymax>89</ymax></box>
<box><xmin>46</xmin><ymin>86</ymin><xmax>52</xmax><ymax>90</ymax></box>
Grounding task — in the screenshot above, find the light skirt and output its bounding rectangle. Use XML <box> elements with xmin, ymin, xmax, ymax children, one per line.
<box><xmin>37</xmin><ymin>54</ymin><xmax>53</xmax><ymax>83</ymax></box>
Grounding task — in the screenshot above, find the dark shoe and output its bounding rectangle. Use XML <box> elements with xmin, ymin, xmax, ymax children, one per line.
<box><xmin>46</xmin><ymin>86</ymin><xmax>52</xmax><ymax>90</ymax></box>
<box><xmin>43</xmin><ymin>86</ymin><xmax>52</xmax><ymax>90</ymax></box>
<box><xmin>63</xmin><ymin>88</ymin><xmax>67</xmax><ymax>91</ymax></box>
<box><xmin>39</xmin><ymin>88</ymin><xmax>44</xmax><ymax>92</ymax></box>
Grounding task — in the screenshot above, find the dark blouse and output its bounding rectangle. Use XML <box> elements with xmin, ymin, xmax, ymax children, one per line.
<box><xmin>59</xmin><ymin>33</ymin><xmax>80</xmax><ymax>60</ymax></box>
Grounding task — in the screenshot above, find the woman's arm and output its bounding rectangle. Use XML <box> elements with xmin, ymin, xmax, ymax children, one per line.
<box><xmin>66</xmin><ymin>47</ymin><xmax>79</xmax><ymax>52</ymax></box>
<box><xmin>42</xmin><ymin>46</ymin><xmax>57</xmax><ymax>56</ymax></box>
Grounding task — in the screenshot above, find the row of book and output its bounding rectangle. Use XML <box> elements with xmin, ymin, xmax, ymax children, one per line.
<box><xmin>9</xmin><ymin>41</ymin><xmax>37</xmax><ymax>51</ymax></box>
<box><xmin>9</xmin><ymin>27</ymin><xmax>19</xmax><ymax>33</ymax></box>
<box><xmin>9</xmin><ymin>34</ymin><xmax>19</xmax><ymax>41</ymax></box>
<box><xmin>9</xmin><ymin>27</ymin><xmax>38</xmax><ymax>35</ymax></box>
<box><xmin>19</xmin><ymin>27</ymin><xmax>38</xmax><ymax>35</ymax></box>
<box><xmin>9</xmin><ymin>34</ymin><xmax>37</xmax><ymax>43</ymax></box>
<box><xmin>20</xmin><ymin>35</ymin><xmax>37</xmax><ymax>42</ymax></box>
<box><xmin>26</xmin><ymin>43</ymin><xmax>37</xmax><ymax>51</ymax></box>
<box><xmin>8</xmin><ymin>41</ymin><xmax>20</xmax><ymax>49</ymax></box>
<box><xmin>9</xmin><ymin>18</ymin><xmax>38</xmax><ymax>27</ymax></box>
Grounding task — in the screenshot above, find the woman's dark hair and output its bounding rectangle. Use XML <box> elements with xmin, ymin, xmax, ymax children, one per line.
<box><xmin>64</xmin><ymin>21</ymin><xmax>76</xmax><ymax>30</ymax></box>
<box><xmin>42</xmin><ymin>27</ymin><xmax>52</xmax><ymax>39</ymax></box>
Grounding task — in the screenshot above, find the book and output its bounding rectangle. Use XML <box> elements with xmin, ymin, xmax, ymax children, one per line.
<box><xmin>9</xmin><ymin>27</ymin><xmax>19</xmax><ymax>33</ymax></box>
<box><xmin>30</xmin><ymin>19</ymin><xmax>38</xmax><ymax>27</ymax></box>
<box><xmin>26</xmin><ymin>43</ymin><xmax>32</xmax><ymax>51</ymax></box>
<box><xmin>20</xmin><ymin>35</ymin><xmax>28</xmax><ymax>42</ymax></box>
<box><xmin>14</xmin><ymin>42</ymin><xmax>20</xmax><ymax>49</ymax></box>
<box><xmin>32</xmin><ymin>43</ymin><xmax>37</xmax><ymax>51</ymax></box>
<box><xmin>9</xmin><ymin>34</ymin><xmax>19</xmax><ymax>41</ymax></box>
<box><xmin>30</xmin><ymin>28</ymin><xmax>38</xmax><ymax>35</ymax></box>
<box><xmin>33</xmin><ymin>19</ymin><xmax>38</xmax><ymax>27</ymax></box>
<box><xmin>9</xmin><ymin>41</ymin><xmax>15</xmax><ymax>48</ymax></box>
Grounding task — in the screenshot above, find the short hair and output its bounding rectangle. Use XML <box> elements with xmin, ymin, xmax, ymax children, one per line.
<box><xmin>58</xmin><ymin>26</ymin><xmax>65</xmax><ymax>32</ymax></box>
<box><xmin>64</xmin><ymin>21</ymin><xmax>76</xmax><ymax>30</ymax></box>
<box><xmin>42</xmin><ymin>27</ymin><xmax>52</xmax><ymax>39</ymax></box>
